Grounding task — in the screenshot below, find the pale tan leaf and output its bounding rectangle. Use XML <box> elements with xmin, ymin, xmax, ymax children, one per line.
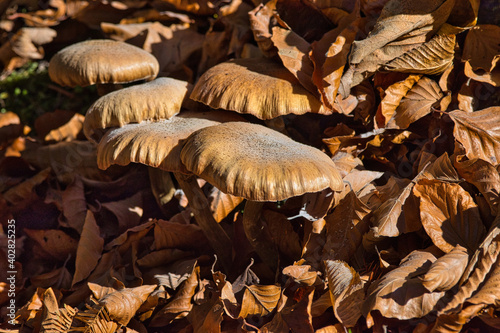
<box><xmin>154</xmin><ymin>259</ymin><xmax>197</xmax><ymax>290</ymax></box>
<box><xmin>414</xmin><ymin>179</ymin><xmax>486</xmax><ymax>253</ymax></box>
<box><xmin>72</xmin><ymin>210</ymin><xmax>104</xmax><ymax>286</ymax></box>
<box><xmin>40</xmin><ymin>288</ymin><xmax>76</xmax><ymax>333</ymax></box>
<box><xmin>248</xmin><ymin>0</ymin><xmax>277</xmax><ymax>58</ymax></box>
<box><xmin>239</xmin><ymin>285</ymin><xmax>281</xmax><ymax>318</ymax></box>
<box><xmin>421</xmin><ymin>245</ymin><xmax>469</xmax><ymax>292</ymax></box>
<box><xmin>44</xmin><ymin>113</ymin><xmax>85</xmax><ymax>143</ymax></box>
<box><xmin>449</xmin><ymin>107</ymin><xmax>500</xmax><ymax>166</ymax></box>
<box><xmin>324</xmin><ymin>260</ymin><xmax>364</xmax><ymax>327</ymax></box>
<box><xmin>282</xmin><ymin>264</ymin><xmax>320</xmax><ymax>287</ymax></box>
<box><xmin>363</xmin><ymin>249</ymin><xmax>445</xmax><ymax>320</ymax></box>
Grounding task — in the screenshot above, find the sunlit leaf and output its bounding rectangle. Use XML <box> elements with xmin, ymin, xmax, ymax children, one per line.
<box><xmin>239</xmin><ymin>285</ymin><xmax>281</xmax><ymax>318</ymax></box>
<box><xmin>421</xmin><ymin>245</ymin><xmax>469</xmax><ymax>292</ymax></box>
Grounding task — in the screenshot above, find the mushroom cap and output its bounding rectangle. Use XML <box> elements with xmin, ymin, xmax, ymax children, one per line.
<box><xmin>190</xmin><ymin>58</ymin><xmax>326</xmax><ymax>120</ymax></box>
<box><xmin>180</xmin><ymin>122</ymin><xmax>343</xmax><ymax>201</ymax></box>
<box><xmin>48</xmin><ymin>39</ymin><xmax>159</xmax><ymax>87</ymax></box>
<box><xmin>84</xmin><ymin>77</ymin><xmax>190</xmax><ymax>143</ymax></box>
<box><xmin>97</xmin><ymin>111</ymin><xmax>244</xmax><ymax>173</ymax></box>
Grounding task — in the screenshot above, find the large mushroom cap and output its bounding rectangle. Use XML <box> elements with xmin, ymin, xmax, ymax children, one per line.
<box><xmin>84</xmin><ymin>77</ymin><xmax>191</xmax><ymax>143</ymax></box>
<box><xmin>180</xmin><ymin>122</ymin><xmax>343</xmax><ymax>201</ymax></box>
<box><xmin>190</xmin><ymin>58</ymin><xmax>326</xmax><ymax>120</ymax></box>
<box><xmin>48</xmin><ymin>39</ymin><xmax>159</xmax><ymax>87</ymax></box>
<box><xmin>97</xmin><ymin>111</ymin><xmax>244</xmax><ymax>173</ymax></box>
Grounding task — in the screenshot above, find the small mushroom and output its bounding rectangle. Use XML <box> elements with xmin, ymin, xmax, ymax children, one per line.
<box><xmin>84</xmin><ymin>77</ymin><xmax>191</xmax><ymax>143</ymax></box>
<box><xmin>190</xmin><ymin>57</ymin><xmax>328</xmax><ymax>120</ymax></box>
<box><xmin>94</xmin><ymin>111</ymin><xmax>244</xmax><ymax>272</ymax></box>
<box><xmin>49</xmin><ymin>39</ymin><xmax>159</xmax><ymax>95</ymax></box>
<box><xmin>180</xmin><ymin>122</ymin><xmax>343</xmax><ymax>272</ymax></box>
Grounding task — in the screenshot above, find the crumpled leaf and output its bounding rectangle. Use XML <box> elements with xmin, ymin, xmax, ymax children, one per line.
<box><xmin>363</xmin><ymin>248</ymin><xmax>445</xmax><ymax>320</ymax></box>
<box><xmin>34</xmin><ymin>110</ymin><xmax>84</xmax><ymax>143</ymax></box>
<box><xmin>248</xmin><ymin>0</ymin><xmax>278</xmax><ymax>58</ymax></box>
<box><xmin>208</xmin><ymin>186</ymin><xmax>243</xmax><ymax>222</ymax></box>
<box><xmin>421</xmin><ymin>244</ymin><xmax>469</xmax><ymax>292</ymax></box>
<box><xmin>282</xmin><ymin>264</ymin><xmax>320</xmax><ymax>287</ymax></box>
<box><xmin>24</xmin><ymin>228</ymin><xmax>78</xmax><ymax>262</ymax></box>
<box><xmin>324</xmin><ymin>260</ymin><xmax>364</xmax><ymax>327</ymax></box>
<box><xmin>413</xmin><ymin>179</ymin><xmax>486</xmax><ymax>253</ymax></box>
<box><xmin>340</xmin><ymin>0</ymin><xmax>455</xmax><ymax>93</ymax></box>
<box><xmin>96</xmin><ymin>284</ymin><xmax>157</xmax><ymax>326</ymax></box>
<box><xmin>72</xmin><ymin>211</ymin><xmax>104</xmax><ymax>286</ymax></box>
<box><xmin>40</xmin><ymin>288</ymin><xmax>76</xmax><ymax>333</ymax></box>
<box><xmin>239</xmin><ymin>285</ymin><xmax>281</xmax><ymax>318</ymax></box>
<box><xmin>454</xmin><ymin>155</ymin><xmax>500</xmax><ymax>216</ymax></box>
<box><xmin>386</xmin><ymin>76</ymin><xmax>444</xmax><ymax>129</ymax></box>
<box><xmin>449</xmin><ymin>107</ymin><xmax>500</xmax><ymax>166</ymax></box>
<box><xmin>188</xmin><ymin>295</ymin><xmax>224</xmax><ymax>333</ymax></box>
<box><xmin>462</xmin><ymin>24</ymin><xmax>500</xmax><ymax>86</ymax></box>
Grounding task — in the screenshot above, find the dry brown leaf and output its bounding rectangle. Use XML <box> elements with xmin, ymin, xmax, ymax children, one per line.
<box><xmin>98</xmin><ymin>284</ymin><xmax>157</xmax><ymax>326</ymax></box>
<box><xmin>324</xmin><ymin>260</ymin><xmax>364</xmax><ymax>327</ymax></box>
<box><xmin>341</xmin><ymin>0</ymin><xmax>455</xmax><ymax>93</ymax></box>
<box><xmin>414</xmin><ymin>179</ymin><xmax>486</xmax><ymax>253</ymax></box>
<box><xmin>386</xmin><ymin>76</ymin><xmax>444</xmax><ymax>129</ymax></box>
<box><xmin>323</xmin><ymin>191</ymin><xmax>371</xmax><ymax>262</ymax></box>
<box><xmin>375</xmin><ymin>74</ymin><xmax>421</xmax><ymax>128</ymax></box>
<box><xmin>152</xmin><ymin>0</ymin><xmax>215</xmax><ymax>15</ymax></box>
<box><xmin>154</xmin><ymin>219</ymin><xmax>208</xmax><ymax>251</ymax></box>
<box><xmin>462</xmin><ymin>25</ymin><xmax>500</xmax><ymax>86</ymax></box>
<box><xmin>454</xmin><ymin>155</ymin><xmax>500</xmax><ymax>216</ymax></box>
<box><xmin>248</xmin><ymin>0</ymin><xmax>278</xmax><ymax>58</ymax></box>
<box><xmin>271</xmin><ymin>26</ymin><xmax>318</xmax><ymax>97</ymax></box>
<box><xmin>421</xmin><ymin>245</ymin><xmax>468</xmax><ymax>292</ymax></box>
<box><xmin>208</xmin><ymin>186</ymin><xmax>243</xmax><ymax>222</ymax></box>
<box><xmin>34</xmin><ymin>110</ymin><xmax>83</xmax><ymax>142</ymax></box>
<box><xmin>72</xmin><ymin>210</ymin><xmax>104</xmax><ymax>286</ymax></box>
<box><xmin>40</xmin><ymin>288</ymin><xmax>76</xmax><ymax>333</ymax></box>
<box><xmin>0</xmin><ymin>112</ymin><xmax>24</xmax><ymax>148</ymax></box>
<box><xmin>188</xmin><ymin>296</ymin><xmax>224</xmax><ymax>333</ymax></box>
<box><xmin>137</xmin><ymin>248</ymin><xmax>193</xmax><ymax>269</ymax></box>
<box><xmin>9</xmin><ymin>27</ymin><xmax>56</xmax><ymax>59</ymax></box>
<box><xmin>30</xmin><ymin>266</ymin><xmax>72</xmax><ymax>290</ymax></box>
<box><xmin>264</xmin><ymin>209</ymin><xmax>302</xmax><ymax>260</ymax></box>
<box><xmin>363</xmin><ymin>249</ymin><xmax>445</xmax><ymax>320</ymax></box>
<box><xmin>154</xmin><ymin>259</ymin><xmax>197</xmax><ymax>290</ymax></box>
<box><xmin>104</xmin><ymin>219</ymin><xmax>156</xmax><ymax>253</ymax></box>
<box><xmin>150</xmin><ymin>265</ymin><xmax>199</xmax><ymax>327</ymax></box>
<box><xmin>449</xmin><ymin>107</ymin><xmax>500</xmax><ymax>166</ymax></box>
<box><xmin>2</xmin><ymin>167</ymin><xmax>51</xmax><ymax>206</ymax></box>
<box><xmin>61</xmin><ymin>176</ymin><xmax>87</xmax><ymax>233</ymax></box>
<box><xmin>315</xmin><ymin>324</ymin><xmax>346</xmax><ymax>333</ymax></box>
<box><xmin>101</xmin><ymin>191</ymin><xmax>144</xmax><ymax>236</ymax></box>
<box><xmin>24</xmin><ymin>228</ymin><xmax>78</xmax><ymax>262</ymax></box>
<box><xmin>282</xmin><ymin>264</ymin><xmax>320</xmax><ymax>287</ymax></box>
<box><xmin>239</xmin><ymin>285</ymin><xmax>281</xmax><ymax>318</ymax></box>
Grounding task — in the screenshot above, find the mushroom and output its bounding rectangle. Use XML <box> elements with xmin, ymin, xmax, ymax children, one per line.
<box><xmin>180</xmin><ymin>122</ymin><xmax>343</xmax><ymax>272</ymax></box>
<box><xmin>92</xmin><ymin>111</ymin><xmax>245</xmax><ymax>272</ymax></box>
<box><xmin>49</xmin><ymin>39</ymin><xmax>159</xmax><ymax>95</ymax></box>
<box><xmin>190</xmin><ymin>57</ymin><xmax>328</xmax><ymax>120</ymax></box>
<box><xmin>84</xmin><ymin>77</ymin><xmax>190</xmax><ymax>143</ymax></box>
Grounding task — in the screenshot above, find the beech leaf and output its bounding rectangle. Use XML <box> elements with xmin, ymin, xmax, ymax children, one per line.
<box><xmin>239</xmin><ymin>285</ymin><xmax>281</xmax><ymax>318</ymax></box>
<box><xmin>421</xmin><ymin>245</ymin><xmax>469</xmax><ymax>292</ymax></box>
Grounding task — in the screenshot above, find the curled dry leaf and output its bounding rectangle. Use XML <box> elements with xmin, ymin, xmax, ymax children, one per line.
<box><xmin>462</xmin><ymin>25</ymin><xmax>500</xmax><ymax>86</ymax></box>
<box><xmin>455</xmin><ymin>156</ymin><xmax>500</xmax><ymax>216</ymax></box>
<box><xmin>449</xmin><ymin>107</ymin><xmax>500</xmax><ymax>166</ymax></box>
<box><xmin>363</xmin><ymin>249</ymin><xmax>445</xmax><ymax>320</ymax></box>
<box><xmin>10</xmin><ymin>27</ymin><xmax>57</xmax><ymax>59</ymax></box>
<box><xmin>34</xmin><ymin>110</ymin><xmax>84</xmax><ymax>143</ymax></box>
<box><xmin>72</xmin><ymin>211</ymin><xmax>104</xmax><ymax>287</ymax></box>
<box><xmin>2</xmin><ymin>167</ymin><xmax>51</xmax><ymax>206</ymax></box>
<box><xmin>239</xmin><ymin>285</ymin><xmax>281</xmax><ymax>318</ymax></box>
<box><xmin>282</xmin><ymin>264</ymin><xmax>320</xmax><ymax>287</ymax></box>
<box><xmin>208</xmin><ymin>186</ymin><xmax>243</xmax><ymax>222</ymax></box>
<box><xmin>61</xmin><ymin>176</ymin><xmax>86</xmax><ymax>233</ymax></box>
<box><xmin>40</xmin><ymin>288</ymin><xmax>76</xmax><ymax>333</ymax></box>
<box><xmin>264</xmin><ymin>209</ymin><xmax>302</xmax><ymax>260</ymax></box>
<box><xmin>386</xmin><ymin>76</ymin><xmax>444</xmax><ymax>129</ymax></box>
<box><xmin>98</xmin><ymin>284</ymin><xmax>157</xmax><ymax>326</ymax></box>
<box><xmin>324</xmin><ymin>260</ymin><xmax>364</xmax><ymax>327</ymax></box>
<box><xmin>248</xmin><ymin>0</ymin><xmax>277</xmax><ymax>58</ymax></box>
<box><xmin>421</xmin><ymin>245</ymin><xmax>469</xmax><ymax>292</ymax></box>
<box><xmin>413</xmin><ymin>179</ymin><xmax>486</xmax><ymax>253</ymax></box>
<box><xmin>24</xmin><ymin>228</ymin><xmax>78</xmax><ymax>262</ymax></box>
<box><xmin>188</xmin><ymin>296</ymin><xmax>224</xmax><ymax>333</ymax></box>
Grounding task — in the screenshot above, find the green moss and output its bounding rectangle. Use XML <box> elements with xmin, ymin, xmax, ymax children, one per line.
<box><xmin>0</xmin><ymin>61</ymin><xmax>97</xmax><ymax>127</ymax></box>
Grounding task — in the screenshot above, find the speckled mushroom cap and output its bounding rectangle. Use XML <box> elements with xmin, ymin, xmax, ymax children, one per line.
<box><xmin>97</xmin><ymin>111</ymin><xmax>244</xmax><ymax>173</ymax></box>
<box><xmin>190</xmin><ymin>58</ymin><xmax>326</xmax><ymax>120</ymax></box>
<box><xmin>84</xmin><ymin>77</ymin><xmax>191</xmax><ymax>143</ymax></box>
<box><xmin>180</xmin><ymin>122</ymin><xmax>343</xmax><ymax>201</ymax></box>
<box><xmin>49</xmin><ymin>39</ymin><xmax>159</xmax><ymax>87</ymax></box>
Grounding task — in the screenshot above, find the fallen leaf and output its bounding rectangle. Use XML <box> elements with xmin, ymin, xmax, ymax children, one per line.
<box><xmin>208</xmin><ymin>186</ymin><xmax>243</xmax><ymax>222</ymax></box>
<box><xmin>413</xmin><ymin>179</ymin><xmax>486</xmax><ymax>253</ymax></box>
<box><xmin>239</xmin><ymin>285</ymin><xmax>281</xmax><ymax>318</ymax></box>
<box><xmin>421</xmin><ymin>244</ymin><xmax>468</xmax><ymax>292</ymax></box>
<box><xmin>72</xmin><ymin>210</ymin><xmax>104</xmax><ymax>286</ymax></box>
<box><xmin>24</xmin><ymin>228</ymin><xmax>78</xmax><ymax>262</ymax></box>
<box><xmin>154</xmin><ymin>219</ymin><xmax>208</xmax><ymax>251</ymax></box>
<box><xmin>264</xmin><ymin>209</ymin><xmax>302</xmax><ymax>260</ymax></box>
<box><xmin>40</xmin><ymin>288</ymin><xmax>76</xmax><ymax>333</ymax></box>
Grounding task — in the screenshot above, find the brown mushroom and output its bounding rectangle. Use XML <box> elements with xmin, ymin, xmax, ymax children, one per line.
<box><xmin>180</xmin><ymin>122</ymin><xmax>343</xmax><ymax>272</ymax></box>
<box><xmin>190</xmin><ymin>57</ymin><xmax>328</xmax><ymax>120</ymax></box>
<box><xmin>48</xmin><ymin>39</ymin><xmax>159</xmax><ymax>95</ymax></box>
<box><xmin>94</xmin><ymin>111</ymin><xmax>245</xmax><ymax>272</ymax></box>
<box><xmin>84</xmin><ymin>77</ymin><xmax>191</xmax><ymax>143</ymax></box>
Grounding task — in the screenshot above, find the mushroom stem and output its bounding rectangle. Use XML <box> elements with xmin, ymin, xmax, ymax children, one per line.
<box><xmin>174</xmin><ymin>172</ymin><xmax>233</xmax><ymax>272</ymax></box>
<box><xmin>242</xmin><ymin>200</ymin><xmax>279</xmax><ymax>273</ymax></box>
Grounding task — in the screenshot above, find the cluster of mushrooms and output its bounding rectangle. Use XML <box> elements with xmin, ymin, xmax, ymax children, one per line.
<box><xmin>48</xmin><ymin>39</ymin><xmax>343</xmax><ymax>273</ymax></box>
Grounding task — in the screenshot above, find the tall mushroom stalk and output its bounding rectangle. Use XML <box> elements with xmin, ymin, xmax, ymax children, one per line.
<box><xmin>180</xmin><ymin>122</ymin><xmax>343</xmax><ymax>273</ymax></box>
